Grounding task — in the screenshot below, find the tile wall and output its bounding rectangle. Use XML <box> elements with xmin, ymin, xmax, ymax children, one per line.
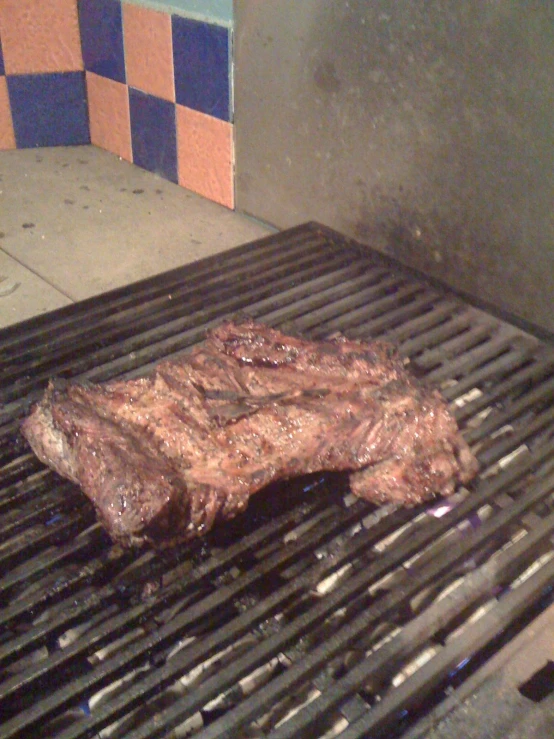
<box><xmin>0</xmin><ymin>0</ymin><xmax>89</xmax><ymax>150</ymax></box>
<box><xmin>0</xmin><ymin>0</ymin><xmax>234</xmax><ymax>208</ymax></box>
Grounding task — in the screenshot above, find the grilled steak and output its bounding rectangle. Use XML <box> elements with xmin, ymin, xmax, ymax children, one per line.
<box><xmin>21</xmin><ymin>319</ymin><xmax>478</xmax><ymax>547</ymax></box>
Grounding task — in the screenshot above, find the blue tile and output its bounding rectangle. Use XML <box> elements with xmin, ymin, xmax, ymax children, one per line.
<box><xmin>0</xmin><ymin>35</ymin><xmax>5</xmax><ymax>76</ymax></box>
<box><xmin>8</xmin><ymin>73</ymin><xmax>90</xmax><ymax>148</ymax></box>
<box><xmin>129</xmin><ymin>88</ymin><xmax>177</xmax><ymax>183</ymax></box>
<box><xmin>78</xmin><ymin>0</ymin><xmax>125</xmax><ymax>83</ymax></box>
<box><xmin>172</xmin><ymin>16</ymin><xmax>230</xmax><ymax>121</ymax></box>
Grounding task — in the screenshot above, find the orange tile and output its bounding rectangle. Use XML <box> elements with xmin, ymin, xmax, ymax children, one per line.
<box><xmin>86</xmin><ymin>72</ymin><xmax>132</xmax><ymax>162</ymax></box>
<box><xmin>176</xmin><ymin>105</ymin><xmax>234</xmax><ymax>209</ymax></box>
<box><xmin>0</xmin><ymin>77</ymin><xmax>16</xmax><ymax>150</ymax></box>
<box><xmin>123</xmin><ymin>3</ymin><xmax>174</xmax><ymax>102</ymax></box>
<box><xmin>0</xmin><ymin>0</ymin><xmax>82</xmax><ymax>75</ymax></box>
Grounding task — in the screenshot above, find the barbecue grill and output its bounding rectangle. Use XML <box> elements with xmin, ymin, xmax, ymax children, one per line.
<box><xmin>1</xmin><ymin>223</ymin><xmax>553</xmax><ymax>739</ymax></box>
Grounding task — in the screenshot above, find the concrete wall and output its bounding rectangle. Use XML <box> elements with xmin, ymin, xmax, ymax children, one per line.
<box><xmin>234</xmin><ymin>0</ymin><xmax>554</xmax><ymax>334</ymax></box>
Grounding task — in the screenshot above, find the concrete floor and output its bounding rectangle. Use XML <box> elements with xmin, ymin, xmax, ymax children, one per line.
<box><xmin>0</xmin><ymin>146</ymin><xmax>272</xmax><ymax>329</ymax></box>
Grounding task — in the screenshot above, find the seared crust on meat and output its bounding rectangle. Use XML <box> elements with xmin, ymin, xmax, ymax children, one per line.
<box><xmin>22</xmin><ymin>319</ymin><xmax>478</xmax><ymax>547</ymax></box>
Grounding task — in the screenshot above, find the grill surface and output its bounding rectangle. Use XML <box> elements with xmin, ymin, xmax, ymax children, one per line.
<box><xmin>1</xmin><ymin>223</ymin><xmax>553</xmax><ymax>739</ymax></box>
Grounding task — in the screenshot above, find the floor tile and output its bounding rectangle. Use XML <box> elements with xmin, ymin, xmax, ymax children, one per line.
<box><xmin>8</xmin><ymin>72</ymin><xmax>89</xmax><ymax>148</ymax></box>
<box><xmin>123</xmin><ymin>3</ymin><xmax>174</xmax><ymax>102</ymax></box>
<box><xmin>0</xmin><ymin>146</ymin><xmax>272</xmax><ymax>310</ymax></box>
<box><xmin>78</xmin><ymin>0</ymin><xmax>126</xmax><ymax>83</ymax></box>
<box><xmin>87</xmin><ymin>71</ymin><xmax>132</xmax><ymax>161</ymax></box>
<box><xmin>129</xmin><ymin>88</ymin><xmax>177</xmax><ymax>183</ymax></box>
<box><xmin>0</xmin><ymin>77</ymin><xmax>16</xmax><ymax>150</ymax></box>
<box><xmin>0</xmin><ymin>248</ymin><xmax>72</xmax><ymax>329</ymax></box>
<box><xmin>0</xmin><ymin>0</ymin><xmax>83</xmax><ymax>75</ymax></box>
<box><xmin>177</xmin><ymin>104</ymin><xmax>233</xmax><ymax>208</ymax></box>
<box><xmin>172</xmin><ymin>16</ymin><xmax>230</xmax><ymax>121</ymax></box>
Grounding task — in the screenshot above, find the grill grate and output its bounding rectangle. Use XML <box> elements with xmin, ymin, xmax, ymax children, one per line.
<box><xmin>1</xmin><ymin>223</ymin><xmax>553</xmax><ymax>739</ymax></box>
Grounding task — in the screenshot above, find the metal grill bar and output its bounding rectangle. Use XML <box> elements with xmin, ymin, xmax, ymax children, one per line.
<box><xmin>334</xmin><ymin>528</ymin><xmax>554</xmax><ymax>739</ymax></box>
<box><xmin>42</xmin><ymin>447</ymin><xmax>554</xmax><ymax>739</ymax></box>
<box><xmin>1</xmin><ymin>223</ymin><xmax>553</xmax><ymax>739</ymax></box>
<box><xmin>1</xmin><ymin>251</ymin><xmax>359</xmax><ymax>402</ymax></box>
<box><xmin>152</xmin><ymin>461</ymin><xmax>554</xmax><ymax>739</ymax></box>
<box><xmin>0</xmin><ymin>486</ymin><xmax>329</xmax><ymax>646</ymax></box>
<box><xmin>0</xmin><ymin>226</ymin><xmax>315</xmax><ymax>351</ymax></box>
<box><xmin>48</xmin><ymin>508</ymin><xmax>414</xmax><ymax>739</ymax></box>
<box><xmin>1</xmin><ymin>489</ymin><xmax>371</xmax><ymax>737</ymax></box>
<box><xmin>452</xmin><ymin>354</ymin><xmax>554</xmax><ymax>422</ymax></box>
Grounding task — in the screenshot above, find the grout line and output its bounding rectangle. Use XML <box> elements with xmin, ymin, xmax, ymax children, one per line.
<box><xmin>0</xmin><ymin>246</ymin><xmax>76</xmax><ymax>302</ymax></box>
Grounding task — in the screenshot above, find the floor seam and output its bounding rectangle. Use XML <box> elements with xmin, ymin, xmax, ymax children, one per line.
<box><xmin>0</xmin><ymin>245</ymin><xmax>76</xmax><ymax>302</ymax></box>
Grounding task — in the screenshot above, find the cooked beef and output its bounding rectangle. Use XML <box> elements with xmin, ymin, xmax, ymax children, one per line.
<box><xmin>21</xmin><ymin>319</ymin><xmax>478</xmax><ymax>547</ymax></box>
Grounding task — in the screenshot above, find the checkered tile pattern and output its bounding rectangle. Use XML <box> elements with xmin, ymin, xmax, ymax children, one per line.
<box><xmin>0</xmin><ymin>0</ymin><xmax>233</xmax><ymax>208</ymax></box>
<box><xmin>81</xmin><ymin>0</ymin><xmax>233</xmax><ymax>207</ymax></box>
<box><xmin>0</xmin><ymin>1</ymin><xmax>88</xmax><ymax>149</ymax></box>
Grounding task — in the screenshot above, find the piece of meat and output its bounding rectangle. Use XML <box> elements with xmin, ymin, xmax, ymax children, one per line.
<box><xmin>21</xmin><ymin>319</ymin><xmax>479</xmax><ymax>547</ymax></box>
